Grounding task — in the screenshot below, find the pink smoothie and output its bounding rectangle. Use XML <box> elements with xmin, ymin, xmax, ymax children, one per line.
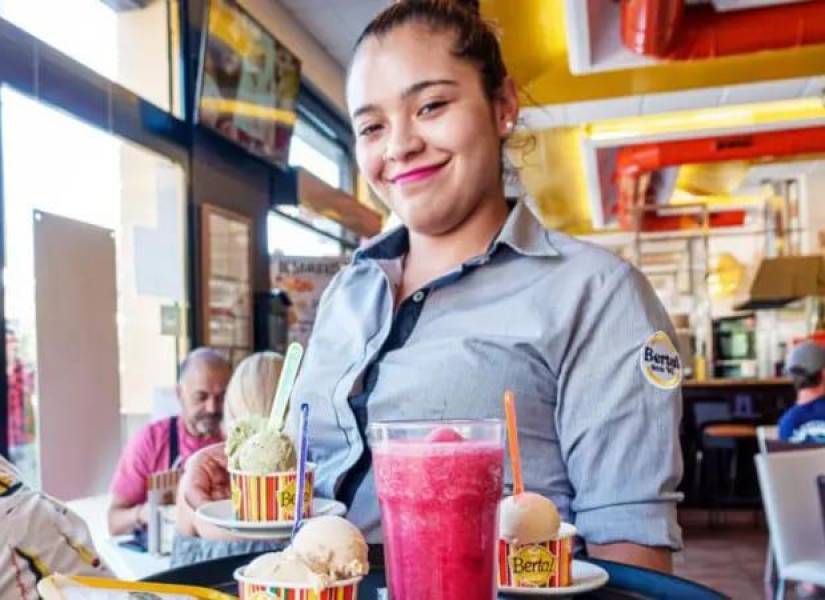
<box><xmin>373</xmin><ymin>436</ymin><xmax>504</xmax><ymax>600</ymax></box>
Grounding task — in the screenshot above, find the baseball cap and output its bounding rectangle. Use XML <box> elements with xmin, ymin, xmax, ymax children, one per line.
<box><xmin>786</xmin><ymin>341</ymin><xmax>825</xmax><ymax>377</ymax></box>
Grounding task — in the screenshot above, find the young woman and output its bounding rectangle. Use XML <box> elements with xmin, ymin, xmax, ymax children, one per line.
<box><xmin>183</xmin><ymin>0</ymin><xmax>683</xmax><ymax>572</ymax></box>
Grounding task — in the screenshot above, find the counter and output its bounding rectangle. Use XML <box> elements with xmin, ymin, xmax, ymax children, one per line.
<box><xmin>680</xmin><ymin>377</ymin><xmax>795</xmax><ymax>508</ymax></box>
<box><xmin>683</xmin><ymin>377</ymin><xmax>792</xmax><ymax>388</ymax></box>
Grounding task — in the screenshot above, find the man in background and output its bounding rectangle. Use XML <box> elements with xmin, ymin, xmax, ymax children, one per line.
<box><xmin>107</xmin><ymin>348</ymin><xmax>231</xmax><ymax>535</ymax></box>
<box><xmin>778</xmin><ymin>341</ymin><xmax>825</xmax><ymax>444</ymax></box>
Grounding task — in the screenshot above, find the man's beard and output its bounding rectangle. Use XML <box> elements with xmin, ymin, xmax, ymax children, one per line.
<box><xmin>193</xmin><ymin>414</ymin><xmax>222</xmax><ymax>436</ymax></box>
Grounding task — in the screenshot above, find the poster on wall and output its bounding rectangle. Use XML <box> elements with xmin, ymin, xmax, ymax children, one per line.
<box><xmin>201</xmin><ymin>204</ymin><xmax>253</xmax><ymax>367</ymax></box>
<box><xmin>270</xmin><ymin>255</ymin><xmax>348</xmax><ymax>348</ymax></box>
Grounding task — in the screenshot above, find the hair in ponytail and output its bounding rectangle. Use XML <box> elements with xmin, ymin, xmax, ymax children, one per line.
<box><xmin>355</xmin><ymin>0</ymin><xmax>507</xmax><ymax>102</ymax></box>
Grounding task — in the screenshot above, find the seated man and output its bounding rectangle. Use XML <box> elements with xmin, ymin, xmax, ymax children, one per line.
<box><xmin>1</xmin><ymin>455</ymin><xmax>110</xmax><ymax>596</ymax></box>
<box><xmin>107</xmin><ymin>348</ymin><xmax>231</xmax><ymax>535</ymax></box>
<box><xmin>779</xmin><ymin>341</ymin><xmax>825</xmax><ymax>444</ymax></box>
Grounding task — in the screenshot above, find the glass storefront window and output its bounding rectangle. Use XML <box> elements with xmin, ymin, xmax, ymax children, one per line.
<box><xmin>288</xmin><ymin>118</ymin><xmax>351</xmax><ymax>191</ymax></box>
<box><xmin>2</xmin><ymin>85</ymin><xmax>188</xmax><ymax>490</ymax></box>
<box><xmin>0</xmin><ymin>0</ymin><xmax>180</xmax><ymax>115</ymax></box>
<box><xmin>268</xmin><ymin>210</ymin><xmax>344</xmax><ymax>257</ymax></box>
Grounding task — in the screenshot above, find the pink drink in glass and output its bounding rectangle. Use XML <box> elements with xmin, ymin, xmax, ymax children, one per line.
<box><xmin>370</xmin><ymin>420</ymin><xmax>504</xmax><ymax>600</ymax></box>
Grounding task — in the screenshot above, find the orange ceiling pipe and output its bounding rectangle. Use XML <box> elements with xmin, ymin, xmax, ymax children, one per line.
<box><xmin>621</xmin><ymin>0</ymin><xmax>825</xmax><ymax>60</ymax></box>
<box><xmin>614</xmin><ymin>125</ymin><xmax>825</xmax><ymax>229</ymax></box>
<box><xmin>616</xmin><ymin>125</ymin><xmax>825</xmax><ymax>177</ymax></box>
<box><xmin>621</xmin><ymin>0</ymin><xmax>684</xmax><ymax>56</ymax></box>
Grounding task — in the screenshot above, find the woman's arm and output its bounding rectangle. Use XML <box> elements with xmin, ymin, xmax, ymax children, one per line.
<box><xmin>588</xmin><ymin>542</ymin><xmax>673</xmax><ymax>573</ymax></box>
<box><xmin>557</xmin><ymin>262</ymin><xmax>683</xmax><ymax>560</ymax></box>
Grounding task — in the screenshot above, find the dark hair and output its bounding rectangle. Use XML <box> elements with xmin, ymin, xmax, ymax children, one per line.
<box><xmin>791</xmin><ymin>368</ymin><xmax>823</xmax><ymax>391</ymax></box>
<box><xmin>354</xmin><ymin>0</ymin><xmax>507</xmax><ymax>101</ymax></box>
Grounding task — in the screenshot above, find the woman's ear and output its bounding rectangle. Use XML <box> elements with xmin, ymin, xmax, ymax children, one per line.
<box><xmin>495</xmin><ymin>77</ymin><xmax>520</xmax><ymax>138</ymax></box>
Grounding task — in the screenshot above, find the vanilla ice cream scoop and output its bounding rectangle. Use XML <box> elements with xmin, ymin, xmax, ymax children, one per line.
<box><xmin>236</xmin><ymin>428</ymin><xmax>297</xmax><ymax>474</ymax></box>
<box><xmin>292</xmin><ymin>515</ymin><xmax>369</xmax><ymax>580</ymax></box>
<box><xmin>245</xmin><ymin>547</ymin><xmax>329</xmax><ymax>589</ymax></box>
<box><xmin>499</xmin><ymin>492</ymin><xmax>561</xmax><ymax>544</ymax></box>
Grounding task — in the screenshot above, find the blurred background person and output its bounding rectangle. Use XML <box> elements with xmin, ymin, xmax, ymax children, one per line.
<box><xmin>779</xmin><ymin>341</ymin><xmax>825</xmax><ymax>444</ymax></box>
<box><xmin>107</xmin><ymin>348</ymin><xmax>230</xmax><ymax>536</ymax></box>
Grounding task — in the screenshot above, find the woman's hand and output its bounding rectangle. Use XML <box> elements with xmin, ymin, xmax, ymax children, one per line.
<box><xmin>182</xmin><ymin>442</ymin><xmax>230</xmax><ymax>508</ymax></box>
<box><xmin>177</xmin><ymin>442</ymin><xmax>246</xmax><ymax>541</ymax></box>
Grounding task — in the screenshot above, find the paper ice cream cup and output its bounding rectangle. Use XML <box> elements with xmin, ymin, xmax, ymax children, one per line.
<box><xmin>234</xmin><ymin>567</ymin><xmax>362</xmax><ymax>600</ymax></box>
<box><xmin>229</xmin><ymin>463</ymin><xmax>315</xmax><ymax>522</ymax></box>
<box><xmin>497</xmin><ymin>522</ymin><xmax>576</xmax><ymax>588</ymax></box>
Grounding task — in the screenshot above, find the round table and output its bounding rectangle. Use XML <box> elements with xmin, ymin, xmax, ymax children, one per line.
<box><xmin>146</xmin><ymin>548</ymin><xmax>726</xmax><ymax>600</ymax></box>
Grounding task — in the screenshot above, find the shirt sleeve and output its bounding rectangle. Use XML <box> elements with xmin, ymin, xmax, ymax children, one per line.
<box><xmin>109</xmin><ymin>424</ymin><xmax>155</xmax><ymax>506</ymax></box>
<box><xmin>556</xmin><ymin>262</ymin><xmax>683</xmax><ymax>550</ymax></box>
<box><xmin>777</xmin><ymin>407</ymin><xmax>798</xmax><ymax>441</ymax></box>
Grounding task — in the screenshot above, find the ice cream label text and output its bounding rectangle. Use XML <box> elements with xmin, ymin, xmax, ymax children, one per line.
<box><xmin>639</xmin><ymin>331</ymin><xmax>682</xmax><ymax>390</ymax></box>
<box><xmin>277</xmin><ymin>479</ymin><xmax>312</xmax><ymax>512</ymax></box>
<box><xmin>510</xmin><ymin>545</ymin><xmax>556</xmax><ymax>587</ymax></box>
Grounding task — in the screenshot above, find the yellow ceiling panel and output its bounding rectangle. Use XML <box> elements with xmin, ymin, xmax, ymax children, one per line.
<box><xmin>511</xmin><ymin>127</ymin><xmax>594</xmax><ymax>234</ymax></box>
<box><xmin>587</xmin><ymin>97</ymin><xmax>825</xmax><ymax>142</ymax></box>
<box><xmin>676</xmin><ymin>162</ymin><xmax>752</xmax><ymax>196</ymax></box>
<box><xmin>482</xmin><ymin>0</ymin><xmax>825</xmax><ymax>106</ymax></box>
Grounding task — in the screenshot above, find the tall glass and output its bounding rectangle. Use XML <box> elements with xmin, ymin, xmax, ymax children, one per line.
<box><xmin>369</xmin><ymin>419</ymin><xmax>504</xmax><ymax>600</ymax></box>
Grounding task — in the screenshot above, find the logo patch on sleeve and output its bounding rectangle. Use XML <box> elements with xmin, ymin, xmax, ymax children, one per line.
<box><xmin>640</xmin><ymin>331</ymin><xmax>682</xmax><ymax>390</ymax></box>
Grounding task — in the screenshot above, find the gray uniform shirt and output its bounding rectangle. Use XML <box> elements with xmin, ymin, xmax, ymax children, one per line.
<box><xmin>288</xmin><ymin>199</ymin><xmax>683</xmax><ymax>549</ymax></box>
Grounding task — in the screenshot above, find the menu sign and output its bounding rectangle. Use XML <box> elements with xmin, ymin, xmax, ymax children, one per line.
<box><xmin>270</xmin><ymin>255</ymin><xmax>347</xmax><ymax>348</ymax></box>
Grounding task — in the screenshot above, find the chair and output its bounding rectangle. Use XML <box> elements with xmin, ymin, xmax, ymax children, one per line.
<box><xmin>758</xmin><ymin>432</ymin><xmax>825</xmax><ymax>597</ymax></box>
<box><xmin>699</xmin><ymin>418</ymin><xmax>760</xmax><ymax>524</ymax></box>
<box><xmin>755</xmin><ymin>448</ymin><xmax>825</xmax><ymax>600</ymax></box>
<box><xmin>757</xmin><ymin>425</ymin><xmax>778</xmax><ymax>454</ymax></box>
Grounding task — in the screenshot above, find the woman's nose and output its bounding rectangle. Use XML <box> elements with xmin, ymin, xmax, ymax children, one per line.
<box><xmin>383</xmin><ymin>122</ymin><xmax>424</xmax><ymax>163</ymax></box>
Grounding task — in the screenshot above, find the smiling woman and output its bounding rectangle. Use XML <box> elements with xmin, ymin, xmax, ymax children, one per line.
<box><xmin>182</xmin><ymin>0</ymin><xmax>684</xmax><ymax>587</ymax></box>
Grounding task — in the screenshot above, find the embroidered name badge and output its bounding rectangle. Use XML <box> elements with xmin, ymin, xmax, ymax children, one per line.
<box><xmin>640</xmin><ymin>331</ymin><xmax>682</xmax><ymax>390</ymax></box>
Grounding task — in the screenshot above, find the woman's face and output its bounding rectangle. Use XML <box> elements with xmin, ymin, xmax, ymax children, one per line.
<box><xmin>348</xmin><ymin>24</ymin><xmax>518</xmax><ymax>236</ymax></box>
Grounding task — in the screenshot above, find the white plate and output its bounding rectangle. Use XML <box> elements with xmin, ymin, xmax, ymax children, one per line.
<box><xmin>195</xmin><ymin>498</ymin><xmax>346</xmax><ymax>540</ymax></box>
<box><xmin>498</xmin><ymin>560</ymin><xmax>609</xmax><ymax>597</ymax></box>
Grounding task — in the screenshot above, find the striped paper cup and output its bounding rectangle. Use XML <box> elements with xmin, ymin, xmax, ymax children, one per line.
<box><xmin>229</xmin><ymin>464</ymin><xmax>315</xmax><ymax>522</ymax></box>
<box><xmin>497</xmin><ymin>522</ymin><xmax>576</xmax><ymax>588</ymax></box>
<box><xmin>234</xmin><ymin>567</ymin><xmax>362</xmax><ymax>600</ymax></box>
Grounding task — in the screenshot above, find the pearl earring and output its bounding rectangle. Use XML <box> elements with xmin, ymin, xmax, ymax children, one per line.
<box><xmin>506</xmin><ymin>120</ymin><xmax>514</xmax><ymax>132</ymax></box>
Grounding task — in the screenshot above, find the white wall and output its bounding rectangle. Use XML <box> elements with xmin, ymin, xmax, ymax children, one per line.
<box><xmin>241</xmin><ymin>0</ymin><xmax>347</xmax><ymax>115</ymax></box>
<box><xmin>801</xmin><ymin>170</ymin><xmax>825</xmax><ymax>254</ymax></box>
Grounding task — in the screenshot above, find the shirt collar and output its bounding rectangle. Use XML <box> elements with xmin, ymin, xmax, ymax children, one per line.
<box><xmin>354</xmin><ymin>197</ymin><xmax>560</xmax><ymax>263</ymax></box>
<box><xmin>493</xmin><ymin>198</ymin><xmax>560</xmax><ymax>259</ymax></box>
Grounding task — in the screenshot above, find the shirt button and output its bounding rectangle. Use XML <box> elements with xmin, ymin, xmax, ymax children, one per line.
<box><xmin>412</xmin><ymin>290</ymin><xmax>426</xmax><ymax>303</ymax></box>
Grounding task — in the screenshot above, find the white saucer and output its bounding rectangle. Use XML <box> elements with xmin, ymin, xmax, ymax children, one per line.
<box><xmin>195</xmin><ymin>498</ymin><xmax>346</xmax><ymax>540</ymax></box>
<box><xmin>498</xmin><ymin>560</ymin><xmax>609</xmax><ymax>596</ymax></box>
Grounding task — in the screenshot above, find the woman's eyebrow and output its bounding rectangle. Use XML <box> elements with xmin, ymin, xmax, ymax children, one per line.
<box><xmin>351</xmin><ymin>79</ymin><xmax>459</xmax><ymax>120</ymax></box>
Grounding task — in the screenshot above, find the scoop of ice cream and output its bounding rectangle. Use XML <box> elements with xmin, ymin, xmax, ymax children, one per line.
<box><xmin>245</xmin><ymin>547</ymin><xmax>329</xmax><ymax>589</ymax></box>
<box><xmin>292</xmin><ymin>515</ymin><xmax>369</xmax><ymax>580</ymax></box>
<box><xmin>225</xmin><ymin>415</ymin><xmax>268</xmax><ymax>461</ymax></box>
<box><xmin>236</xmin><ymin>429</ymin><xmax>297</xmax><ymax>474</ymax></box>
<box><xmin>426</xmin><ymin>427</ymin><xmax>464</xmax><ymax>442</ymax></box>
<box><xmin>499</xmin><ymin>492</ymin><xmax>561</xmax><ymax>544</ymax></box>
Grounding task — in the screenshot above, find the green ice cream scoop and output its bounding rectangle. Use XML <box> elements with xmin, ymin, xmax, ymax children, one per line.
<box><xmin>225</xmin><ymin>415</ymin><xmax>268</xmax><ymax>460</ymax></box>
<box><xmin>237</xmin><ymin>429</ymin><xmax>298</xmax><ymax>475</ymax></box>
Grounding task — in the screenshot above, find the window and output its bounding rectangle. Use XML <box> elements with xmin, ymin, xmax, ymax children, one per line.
<box><xmin>288</xmin><ymin>117</ymin><xmax>352</xmax><ymax>192</ymax></box>
<box><xmin>267</xmin><ymin>210</ymin><xmax>345</xmax><ymax>257</ymax></box>
<box><xmin>0</xmin><ymin>0</ymin><xmax>180</xmax><ymax>115</ymax></box>
<box><xmin>2</xmin><ymin>86</ymin><xmax>188</xmax><ymax>486</ymax></box>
